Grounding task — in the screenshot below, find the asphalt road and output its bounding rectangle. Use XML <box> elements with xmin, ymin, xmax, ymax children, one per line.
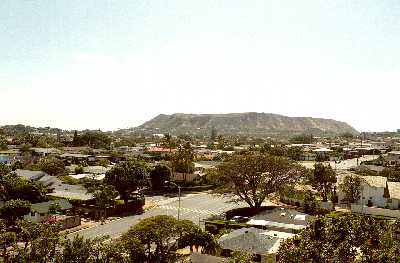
<box><xmin>68</xmin><ymin>192</ymin><xmax>267</xmax><ymax>240</ymax></box>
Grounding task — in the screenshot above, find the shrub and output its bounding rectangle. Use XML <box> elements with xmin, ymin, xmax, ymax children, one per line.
<box><xmin>74</xmin><ymin>165</ymin><xmax>84</xmax><ymax>174</ymax></box>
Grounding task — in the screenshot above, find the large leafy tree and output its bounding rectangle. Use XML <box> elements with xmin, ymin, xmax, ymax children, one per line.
<box><xmin>104</xmin><ymin>160</ymin><xmax>148</xmax><ymax>205</ymax></box>
<box><xmin>88</xmin><ymin>183</ymin><xmax>118</xmax><ymax>221</ymax></box>
<box><xmin>217</xmin><ymin>152</ymin><xmax>303</xmax><ymax>208</ymax></box>
<box><xmin>311</xmin><ymin>163</ymin><xmax>337</xmax><ymax>202</ymax></box>
<box><xmin>0</xmin><ymin>136</ymin><xmax>8</xmax><ymax>150</ymax></box>
<box><xmin>339</xmin><ymin>174</ymin><xmax>361</xmax><ymax>203</ymax></box>
<box><xmin>277</xmin><ymin>214</ymin><xmax>400</xmax><ymax>262</ymax></box>
<box><xmin>150</xmin><ymin>164</ymin><xmax>171</xmax><ymax>190</ymax></box>
<box><xmin>34</xmin><ymin>157</ymin><xmax>67</xmax><ymax>176</ymax></box>
<box><xmin>0</xmin><ymin>163</ymin><xmax>11</xmax><ymax>177</ymax></box>
<box><xmin>0</xmin><ymin>199</ymin><xmax>31</xmax><ymax>223</ymax></box>
<box><xmin>121</xmin><ymin>215</ymin><xmax>209</xmax><ymax>263</ymax></box>
<box><xmin>1</xmin><ymin>173</ymin><xmax>47</xmax><ymax>202</ymax></box>
<box><xmin>0</xmin><ymin>219</ymin><xmax>17</xmax><ymax>261</ymax></box>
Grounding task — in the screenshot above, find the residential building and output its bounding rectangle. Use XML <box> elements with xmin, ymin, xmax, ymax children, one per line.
<box><xmin>24</xmin><ymin>199</ymin><xmax>72</xmax><ymax>222</ymax></box>
<box><xmin>386</xmin><ymin>151</ymin><xmax>400</xmax><ymax>165</ymax></box>
<box><xmin>219</xmin><ymin>227</ymin><xmax>295</xmax><ymax>263</ymax></box>
<box><xmin>337</xmin><ymin>171</ymin><xmax>400</xmax><ymax>209</ymax></box>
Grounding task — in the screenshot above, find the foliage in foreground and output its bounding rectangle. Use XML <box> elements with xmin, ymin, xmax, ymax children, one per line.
<box><xmin>277</xmin><ymin>213</ymin><xmax>400</xmax><ymax>262</ymax></box>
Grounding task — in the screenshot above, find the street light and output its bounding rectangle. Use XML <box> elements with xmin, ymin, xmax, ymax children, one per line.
<box><xmin>165</xmin><ymin>181</ymin><xmax>181</xmax><ymax>220</ymax></box>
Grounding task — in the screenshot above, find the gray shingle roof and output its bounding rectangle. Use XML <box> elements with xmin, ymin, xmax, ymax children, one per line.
<box><xmin>219</xmin><ymin>227</ymin><xmax>280</xmax><ymax>255</ymax></box>
<box><xmin>15</xmin><ymin>169</ymin><xmax>47</xmax><ymax>180</ymax></box>
<box><xmin>31</xmin><ymin>199</ymin><xmax>72</xmax><ymax>214</ymax></box>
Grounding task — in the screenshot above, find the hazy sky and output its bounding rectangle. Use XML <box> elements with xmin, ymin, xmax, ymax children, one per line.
<box><xmin>1</xmin><ymin>1</ymin><xmax>399</xmax><ymax>132</ymax></box>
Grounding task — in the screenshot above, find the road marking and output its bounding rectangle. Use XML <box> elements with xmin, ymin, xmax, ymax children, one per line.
<box><xmin>157</xmin><ymin>205</ymin><xmax>220</xmax><ymax>216</ymax></box>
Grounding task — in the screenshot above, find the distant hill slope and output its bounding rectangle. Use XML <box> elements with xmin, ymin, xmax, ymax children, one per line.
<box><xmin>137</xmin><ymin>113</ymin><xmax>358</xmax><ymax>136</ymax></box>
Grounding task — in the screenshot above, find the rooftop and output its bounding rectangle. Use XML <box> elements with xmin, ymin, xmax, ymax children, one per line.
<box><xmin>219</xmin><ymin>227</ymin><xmax>282</xmax><ymax>255</ymax></box>
<box><xmin>361</xmin><ymin>176</ymin><xmax>387</xmax><ymax>188</ymax></box>
<box><xmin>30</xmin><ymin>199</ymin><xmax>72</xmax><ymax>214</ymax></box>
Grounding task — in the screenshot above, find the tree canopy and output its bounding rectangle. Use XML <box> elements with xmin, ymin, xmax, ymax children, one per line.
<box><xmin>34</xmin><ymin>158</ymin><xmax>67</xmax><ymax>176</ymax></box>
<box><xmin>121</xmin><ymin>215</ymin><xmax>214</xmax><ymax>263</ymax></box>
<box><xmin>217</xmin><ymin>152</ymin><xmax>303</xmax><ymax>208</ymax></box>
<box><xmin>339</xmin><ymin>174</ymin><xmax>361</xmax><ymax>203</ymax></box>
<box><xmin>0</xmin><ymin>173</ymin><xmax>47</xmax><ymax>203</ymax></box>
<box><xmin>150</xmin><ymin>164</ymin><xmax>171</xmax><ymax>190</ymax></box>
<box><xmin>311</xmin><ymin>163</ymin><xmax>337</xmax><ymax>202</ymax></box>
<box><xmin>104</xmin><ymin>159</ymin><xmax>148</xmax><ymax>205</ymax></box>
<box><xmin>277</xmin><ymin>213</ymin><xmax>400</xmax><ymax>262</ymax></box>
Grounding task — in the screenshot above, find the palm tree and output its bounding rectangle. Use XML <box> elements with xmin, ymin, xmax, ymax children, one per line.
<box><xmin>161</xmin><ymin>133</ymin><xmax>176</xmax><ymax>153</ymax></box>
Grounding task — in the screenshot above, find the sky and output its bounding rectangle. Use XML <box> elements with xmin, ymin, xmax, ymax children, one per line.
<box><xmin>1</xmin><ymin>1</ymin><xmax>399</xmax><ymax>132</ymax></box>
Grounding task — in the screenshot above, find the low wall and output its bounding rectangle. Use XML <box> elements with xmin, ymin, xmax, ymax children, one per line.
<box><xmin>351</xmin><ymin>204</ymin><xmax>400</xmax><ymax>217</ymax></box>
<box><xmin>281</xmin><ymin>197</ymin><xmax>304</xmax><ymax>206</ymax></box>
<box><xmin>281</xmin><ymin>197</ymin><xmax>334</xmax><ymax>211</ymax></box>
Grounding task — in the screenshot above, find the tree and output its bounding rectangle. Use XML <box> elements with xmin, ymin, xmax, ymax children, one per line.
<box><xmin>61</xmin><ymin>235</ymin><xmax>95</xmax><ymax>263</ymax></box>
<box><xmin>160</xmin><ymin>133</ymin><xmax>176</xmax><ymax>153</ymax></box>
<box><xmin>311</xmin><ymin>163</ymin><xmax>337</xmax><ymax>202</ymax></box>
<box><xmin>228</xmin><ymin>250</ymin><xmax>256</xmax><ymax>263</ymax></box>
<box><xmin>277</xmin><ymin>213</ymin><xmax>398</xmax><ymax>262</ymax></box>
<box><xmin>289</xmin><ymin>133</ymin><xmax>313</xmax><ymax>144</ymax></box>
<box><xmin>1</xmin><ymin>173</ymin><xmax>47</xmax><ymax>202</ymax></box>
<box><xmin>0</xmin><ymin>162</ymin><xmax>11</xmax><ymax>176</ymax></box>
<box><xmin>26</xmin><ymin>222</ymin><xmax>61</xmax><ymax>262</ymax></box>
<box><xmin>0</xmin><ymin>219</ymin><xmax>17</xmax><ymax>261</ymax></box>
<box><xmin>339</xmin><ymin>174</ymin><xmax>361</xmax><ymax>203</ymax></box>
<box><xmin>49</xmin><ymin>203</ymin><xmax>62</xmax><ymax>214</ymax></box>
<box><xmin>35</xmin><ymin>157</ymin><xmax>67</xmax><ymax>176</ymax></box>
<box><xmin>211</xmin><ymin>127</ymin><xmax>217</xmax><ymax>141</ymax></box>
<box><xmin>10</xmin><ymin>160</ymin><xmax>24</xmax><ymax>171</ymax></box>
<box><xmin>286</xmin><ymin>146</ymin><xmax>303</xmax><ymax>161</ymax></box>
<box><xmin>121</xmin><ymin>215</ymin><xmax>208</xmax><ymax>263</ymax></box>
<box><xmin>171</xmin><ymin>142</ymin><xmax>195</xmax><ymax>182</ymax></box>
<box><xmin>72</xmin><ymin>130</ymin><xmax>79</xmax><ymax>146</ymax></box>
<box><xmin>0</xmin><ymin>199</ymin><xmax>31</xmax><ymax>223</ymax></box>
<box><xmin>150</xmin><ymin>164</ymin><xmax>171</xmax><ymax>190</ymax></box>
<box><xmin>104</xmin><ymin>160</ymin><xmax>148</xmax><ymax>205</ymax></box>
<box><xmin>75</xmin><ymin>165</ymin><xmax>84</xmax><ymax>174</ymax></box>
<box><xmin>88</xmin><ymin>183</ymin><xmax>118</xmax><ymax>221</ymax></box>
<box><xmin>217</xmin><ymin>152</ymin><xmax>303</xmax><ymax>208</ymax></box>
<box><xmin>0</xmin><ymin>136</ymin><xmax>8</xmax><ymax>150</ymax></box>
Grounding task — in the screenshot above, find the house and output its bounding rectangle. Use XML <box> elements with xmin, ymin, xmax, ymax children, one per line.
<box><xmin>219</xmin><ymin>227</ymin><xmax>295</xmax><ymax>263</ymax></box>
<box><xmin>248</xmin><ymin>207</ymin><xmax>310</xmax><ymax>234</ymax></box>
<box><xmin>31</xmin><ymin>147</ymin><xmax>61</xmax><ymax>157</ymax></box>
<box><xmin>70</xmin><ymin>173</ymin><xmax>105</xmax><ymax>182</ymax></box>
<box><xmin>24</xmin><ymin>199</ymin><xmax>72</xmax><ymax>222</ymax></box>
<box><xmin>386</xmin><ymin>151</ymin><xmax>400</xmax><ymax>165</ymax></box>
<box><xmin>337</xmin><ymin>171</ymin><xmax>400</xmax><ymax>209</ymax></box>
<box><xmin>14</xmin><ymin>169</ymin><xmax>93</xmax><ymax>201</ymax></box>
<box><xmin>47</xmin><ymin>184</ymin><xmax>94</xmax><ymax>201</ymax></box>
<box><xmin>14</xmin><ymin>169</ymin><xmax>63</xmax><ymax>191</ymax></box>
<box><xmin>60</xmin><ymin>153</ymin><xmax>96</xmax><ymax>164</ymax></box>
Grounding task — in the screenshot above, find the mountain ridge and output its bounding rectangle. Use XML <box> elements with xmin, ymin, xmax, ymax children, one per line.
<box><xmin>137</xmin><ymin>112</ymin><xmax>358</xmax><ymax>136</ymax></box>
